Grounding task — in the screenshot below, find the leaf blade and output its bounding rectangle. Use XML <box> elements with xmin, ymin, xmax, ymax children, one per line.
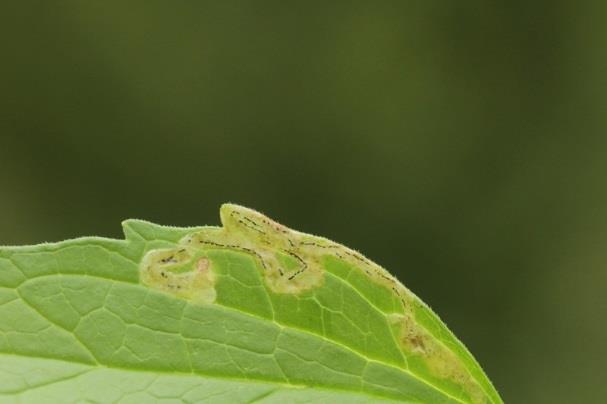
<box><xmin>0</xmin><ymin>205</ymin><xmax>502</xmax><ymax>403</ymax></box>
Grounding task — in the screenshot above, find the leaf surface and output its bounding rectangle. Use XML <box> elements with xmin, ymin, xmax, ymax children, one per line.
<box><xmin>0</xmin><ymin>204</ymin><xmax>502</xmax><ymax>403</ymax></box>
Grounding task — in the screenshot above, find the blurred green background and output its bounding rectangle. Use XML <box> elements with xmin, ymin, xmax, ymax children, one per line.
<box><xmin>1</xmin><ymin>2</ymin><xmax>605</xmax><ymax>402</ymax></box>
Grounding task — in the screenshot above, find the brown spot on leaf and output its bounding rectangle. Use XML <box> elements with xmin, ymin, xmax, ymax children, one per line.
<box><xmin>407</xmin><ymin>334</ymin><xmax>427</xmax><ymax>354</ymax></box>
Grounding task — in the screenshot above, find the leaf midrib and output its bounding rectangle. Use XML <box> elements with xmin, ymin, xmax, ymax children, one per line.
<box><xmin>0</xmin><ymin>353</ymin><xmax>404</xmax><ymax>403</ymax></box>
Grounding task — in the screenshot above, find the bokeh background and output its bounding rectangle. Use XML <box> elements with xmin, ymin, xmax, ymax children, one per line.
<box><xmin>1</xmin><ymin>2</ymin><xmax>605</xmax><ymax>402</ymax></box>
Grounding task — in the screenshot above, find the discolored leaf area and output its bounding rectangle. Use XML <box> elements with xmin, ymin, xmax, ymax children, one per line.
<box><xmin>0</xmin><ymin>204</ymin><xmax>502</xmax><ymax>403</ymax></box>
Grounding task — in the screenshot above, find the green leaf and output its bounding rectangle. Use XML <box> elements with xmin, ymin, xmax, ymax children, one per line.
<box><xmin>0</xmin><ymin>204</ymin><xmax>502</xmax><ymax>403</ymax></box>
